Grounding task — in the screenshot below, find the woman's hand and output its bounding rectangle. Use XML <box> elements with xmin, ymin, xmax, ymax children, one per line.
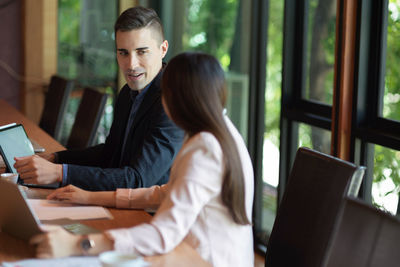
<box><xmin>47</xmin><ymin>185</ymin><xmax>116</xmax><ymax>207</ymax></box>
<box><xmin>47</xmin><ymin>185</ymin><xmax>92</xmax><ymax>205</ymax></box>
<box><xmin>30</xmin><ymin>225</ymin><xmax>81</xmax><ymax>258</ymax></box>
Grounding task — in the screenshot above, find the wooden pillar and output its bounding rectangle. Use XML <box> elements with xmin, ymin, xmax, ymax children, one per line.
<box><xmin>331</xmin><ymin>0</ymin><xmax>358</xmax><ymax>160</ymax></box>
<box><xmin>22</xmin><ymin>0</ymin><xmax>57</xmax><ymax>123</ymax></box>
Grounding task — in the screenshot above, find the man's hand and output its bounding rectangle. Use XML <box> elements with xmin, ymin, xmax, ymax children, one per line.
<box><xmin>14</xmin><ymin>155</ymin><xmax>62</xmax><ymax>184</ymax></box>
<box><xmin>39</xmin><ymin>153</ymin><xmax>56</xmax><ymax>163</ymax></box>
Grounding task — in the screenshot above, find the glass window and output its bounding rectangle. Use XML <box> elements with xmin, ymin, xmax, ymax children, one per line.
<box><xmin>299</xmin><ymin>123</ymin><xmax>331</xmax><ymax>154</ymax></box>
<box><xmin>262</xmin><ymin>0</ymin><xmax>284</xmax><ymax>239</ymax></box>
<box><xmin>160</xmin><ymin>0</ymin><xmax>251</xmax><ymax>141</ymax></box>
<box><xmin>57</xmin><ymin>0</ymin><xmax>117</xmax><ymax>144</ymax></box>
<box><xmin>383</xmin><ymin>0</ymin><xmax>400</xmax><ymax>121</ymax></box>
<box><xmin>304</xmin><ymin>0</ymin><xmax>336</xmax><ymax>105</ymax></box>
<box><xmin>58</xmin><ymin>0</ymin><xmax>117</xmax><ymax>88</ymax></box>
<box><xmin>372</xmin><ymin>144</ymin><xmax>400</xmax><ymax>214</ymax></box>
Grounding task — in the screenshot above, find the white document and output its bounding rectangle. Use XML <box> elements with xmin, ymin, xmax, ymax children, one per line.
<box><xmin>27</xmin><ymin>199</ymin><xmax>113</xmax><ymax>221</ymax></box>
<box><xmin>1</xmin><ymin>256</ymin><xmax>149</xmax><ymax>267</ymax></box>
<box><xmin>2</xmin><ymin>256</ymin><xmax>101</xmax><ymax>267</ymax></box>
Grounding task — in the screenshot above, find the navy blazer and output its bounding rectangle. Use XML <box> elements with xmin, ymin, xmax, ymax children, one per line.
<box><xmin>56</xmin><ymin>71</ymin><xmax>184</xmax><ymax>191</ymax></box>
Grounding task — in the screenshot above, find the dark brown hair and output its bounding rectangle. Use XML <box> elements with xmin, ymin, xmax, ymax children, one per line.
<box><xmin>114</xmin><ymin>6</ymin><xmax>165</xmax><ymax>44</ymax></box>
<box><xmin>162</xmin><ymin>52</ymin><xmax>250</xmax><ymax>225</ymax></box>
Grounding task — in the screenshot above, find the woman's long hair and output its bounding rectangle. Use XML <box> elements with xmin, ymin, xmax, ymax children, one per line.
<box><xmin>162</xmin><ymin>52</ymin><xmax>250</xmax><ymax>225</ymax></box>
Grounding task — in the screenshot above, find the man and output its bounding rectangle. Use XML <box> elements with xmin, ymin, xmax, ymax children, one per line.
<box><xmin>14</xmin><ymin>7</ymin><xmax>184</xmax><ymax>191</ymax></box>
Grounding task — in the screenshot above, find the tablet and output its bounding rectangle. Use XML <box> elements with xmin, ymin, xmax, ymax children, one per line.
<box><xmin>0</xmin><ymin>124</ymin><xmax>57</xmax><ymax>189</ymax></box>
<box><xmin>0</xmin><ymin>123</ymin><xmax>35</xmax><ymax>174</ymax></box>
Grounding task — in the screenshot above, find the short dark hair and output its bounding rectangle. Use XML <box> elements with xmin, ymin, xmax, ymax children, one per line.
<box><xmin>114</xmin><ymin>6</ymin><xmax>165</xmax><ymax>44</ymax></box>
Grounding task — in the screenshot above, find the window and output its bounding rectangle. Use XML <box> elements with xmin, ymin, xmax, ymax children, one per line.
<box><xmin>279</xmin><ymin>0</ymin><xmax>336</xmax><ymax>207</ymax></box>
<box><xmin>57</xmin><ymin>0</ymin><xmax>117</xmax><ymax>144</ymax></box>
<box><xmin>372</xmin><ymin>144</ymin><xmax>400</xmax><ymax>214</ymax></box>
<box><xmin>355</xmin><ymin>0</ymin><xmax>400</xmax><ymax>215</ymax></box>
<box><xmin>261</xmin><ymin>0</ymin><xmax>284</xmax><ymax>244</ymax></box>
<box><xmin>383</xmin><ymin>0</ymin><xmax>400</xmax><ymax>121</ymax></box>
<box><xmin>304</xmin><ymin>0</ymin><xmax>336</xmax><ymax>105</ymax></box>
<box><xmin>157</xmin><ymin>0</ymin><xmax>251</xmax><ymax>142</ymax></box>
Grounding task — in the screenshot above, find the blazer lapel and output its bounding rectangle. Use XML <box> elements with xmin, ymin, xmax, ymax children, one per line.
<box><xmin>119</xmin><ymin>70</ymin><xmax>163</xmax><ymax>162</ymax></box>
<box><xmin>132</xmin><ymin>72</ymin><xmax>162</xmax><ymax>126</ymax></box>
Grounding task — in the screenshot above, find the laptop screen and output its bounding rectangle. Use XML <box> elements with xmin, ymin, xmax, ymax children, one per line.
<box><xmin>0</xmin><ymin>124</ymin><xmax>34</xmax><ymax>173</ymax></box>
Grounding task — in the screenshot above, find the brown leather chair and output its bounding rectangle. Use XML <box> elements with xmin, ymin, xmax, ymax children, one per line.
<box><xmin>39</xmin><ymin>75</ymin><xmax>74</xmax><ymax>140</ymax></box>
<box><xmin>66</xmin><ymin>87</ymin><xmax>108</xmax><ymax>149</ymax></box>
<box><xmin>324</xmin><ymin>197</ymin><xmax>400</xmax><ymax>267</ymax></box>
<box><xmin>265</xmin><ymin>147</ymin><xmax>365</xmax><ymax>267</ymax></box>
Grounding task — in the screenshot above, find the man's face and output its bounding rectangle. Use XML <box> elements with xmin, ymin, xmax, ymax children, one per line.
<box><xmin>116</xmin><ymin>27</ymin><xmax>168</xmax><ymax>92</ymax></box>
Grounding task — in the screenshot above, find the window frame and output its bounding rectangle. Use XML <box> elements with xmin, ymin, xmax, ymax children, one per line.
<box><xmin>354</xmin><ymin>0</ymin><xmax>400</xmax><ymax>215</ymax></box>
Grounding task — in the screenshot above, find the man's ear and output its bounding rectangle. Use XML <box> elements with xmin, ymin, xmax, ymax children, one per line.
<box><xmin>160</xmin><ymin>40</ymin><xmax>168</xmax><ymax>59</ymax></box>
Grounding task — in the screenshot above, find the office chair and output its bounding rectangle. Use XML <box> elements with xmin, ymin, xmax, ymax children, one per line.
<box><xmin>39</xmin><ymin>75</ymin><xmax>74</xmax><ymax>140</ymax></box>
<box><xmin>324</xmin><ymin>197</ymin><xmax>400</xmax><ymax>267</ymax></box>
<box><xmin>66</xmin><ymin>87</ymin><xmax>108</xmax><ymax>149</ymax></box>
<box><xmin>265</xmin><ymin>147</ymin><xmax>365</xmax><ymax>267</ymax></box>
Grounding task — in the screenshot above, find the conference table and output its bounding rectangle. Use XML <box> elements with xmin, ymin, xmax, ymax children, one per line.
<box><xmin>0</xmin><ymin>99</ymin><xmax>210</xmax><ymax>266</ymax></box>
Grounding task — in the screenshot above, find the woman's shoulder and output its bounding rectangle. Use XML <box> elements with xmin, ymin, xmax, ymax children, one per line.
<box><xmin>189</xmin><ymin>131</ymin><xmax>220</xmax><ymax>148</ymax></box>
<box><xmin>179</xmin><ymin>132</ymin><xmax>222</xmax><ymax>159</ymax></box>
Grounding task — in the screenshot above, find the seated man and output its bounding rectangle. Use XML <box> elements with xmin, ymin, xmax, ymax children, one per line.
<box><xmin>14</xmin><ymin>7</ymin><xmax>184</xmax><ymax>191</ymax></box>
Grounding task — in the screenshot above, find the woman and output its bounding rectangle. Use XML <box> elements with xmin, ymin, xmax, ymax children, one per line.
<box><xmin>30</xmin><ymin>52</ymin><xmax>254</xmax><ymax>267</ymax></box>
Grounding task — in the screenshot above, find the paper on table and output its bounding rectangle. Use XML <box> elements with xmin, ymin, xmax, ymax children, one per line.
<box><xmin>1</xmin><ymin>255</ymin><xmax>149</xmax><ymax>267</ymax></box>
<box><xmin>27</xmin><ymin>199</ymin><xmax>113</xmax><ymax>221</ymax></box>
<box><xmin>2</xmin><ymin>256</ymin><xmax>101</xmax><ymax>267</ymax></box>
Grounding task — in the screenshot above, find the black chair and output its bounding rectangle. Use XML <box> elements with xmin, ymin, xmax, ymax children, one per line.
<box><xmin>324</xmin><ymin>197</ymin><xmax>400</xmax><ymax>267</ymax></box>
<box><xmin>66</xmin><ymin>88</ymin><xmax>108</xmax><ymax>149</ymax></box>
<box><xmin>265</xmin><ymin>147</ymin><xmax>365</xmax><ymax>267</ymax></box>
<box><xmin>39</xmin><ymin>75</ymin><xmax>74</xmax><ymax>140</ymax></box>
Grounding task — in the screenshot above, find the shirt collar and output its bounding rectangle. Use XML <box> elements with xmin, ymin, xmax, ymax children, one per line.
<box><xmin>129</xmin><ymin>81</ymin><xmax>152</xmax><ymax>102</ymax></box>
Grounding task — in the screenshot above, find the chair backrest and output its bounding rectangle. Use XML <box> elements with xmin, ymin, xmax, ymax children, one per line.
<box><xmin>39</xmin><ymin>75</ymin><xmax>74</xmax><ymax>140</ymax></box>
<box><xmin>265</xmin><ymin>147</ymin><xmax>365</xmax><ymax>267</ymax></box>
<box><xmin>324</xmin><ymin>197</ymin><xmax>400</xmax><ymax>267</ymax></box>
<box><xmin>66</xmin><ymin>87</ymin><xmax>108</xmax><ymax>149</ymax></box>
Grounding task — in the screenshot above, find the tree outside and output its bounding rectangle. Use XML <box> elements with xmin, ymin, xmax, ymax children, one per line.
<box><xmin>372</xmin><ymin>0</ymin><xmax>400</xmax><ymax>214</ymax></box>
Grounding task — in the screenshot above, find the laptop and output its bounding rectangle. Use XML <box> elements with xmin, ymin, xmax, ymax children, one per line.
<box><xmin>0</xmin><ymin>123</ymin><xmax>57</xmax><ymax>189</ymax></box>
<box><xmin>0</xmin><ymin>179</ymin><xmax>43</xmax><ymax>240</ymax></box>
<box><xmin>0</xmin><ymin>179</ymin><xmax>99</xmax><ymax>241</ymax></box>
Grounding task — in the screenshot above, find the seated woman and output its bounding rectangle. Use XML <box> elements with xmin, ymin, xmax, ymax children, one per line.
<box><xmin>30</xmin><ymin>52</ymin><xmax>254</xmax><ymax>267</ymax></box>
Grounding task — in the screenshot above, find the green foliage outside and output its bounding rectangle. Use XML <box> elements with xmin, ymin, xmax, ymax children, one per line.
<box><xmin>182</xmin><ymin>0</ymin><xmax>238</xmax><ymax>69</ymax></box>
<box><xmin>384</xmin><ymin>0</ymin><xmax>400</xmax><ymax>121</ymax></box>
<box><xmin>263</xmin><ymin>0</ymin><xmax>285</xmax><ymax>236</ymax></box>
<box><xmin>58</xmin><ymin>0</ymin><xmax>81</xmax><ymax>79</ymax></box>
<box><xmin>373</xmin><ymin>145</ymin><xmax>400</xmax><ymax>212</ymax></box>
<box><xmin>265</xmin><ymin>0</ymin><xmax>284</xmax><ymax>148</ymax></box>
<box><xmin>305</xmin><ymin>0</ymin><xmax>336</xmax><ymax>105</ymax></box>
<box><xmin>373</xmin><ymin>0</ymin><xmax>400</xmax><ymax>212</ymax></box>
<box><xmin>57</xmin><ymin>0</ymin><xmax>116</xmax><ymax>145</ymax></box>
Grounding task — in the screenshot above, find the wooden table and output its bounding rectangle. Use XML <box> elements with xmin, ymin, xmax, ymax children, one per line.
<box><xmin>0</xmin><ymin>99</ymin><xmax>210</xmax><ymax>266</ymax></box>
